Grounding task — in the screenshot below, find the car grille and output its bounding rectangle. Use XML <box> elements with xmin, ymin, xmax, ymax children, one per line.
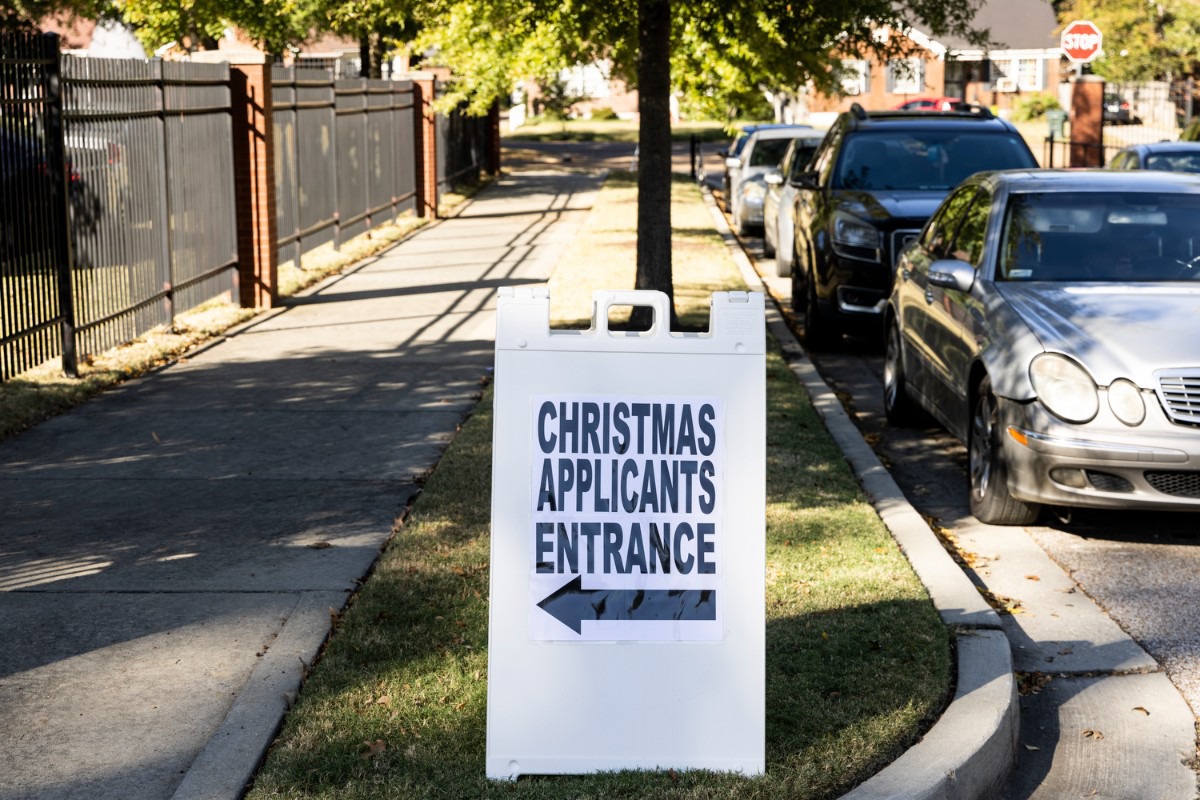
<box><xmin>1145</xmin><ymin>471</ymin><xmax>1200</xmax><ymax>498</ymax></box>
<box><xmin>1155</xmin><ymin>370</ymin><xmax>1200</xmax><ymax>425</ymax></box>
<box><xmin>890</xmin><ymin>229</ymin><xmax>921</xmax><ymax>267</ymax></box>
<box><xmin>1086</xmin><ymin>471</ymin><xmax>1134</xmax><ymax>493</ymax></box>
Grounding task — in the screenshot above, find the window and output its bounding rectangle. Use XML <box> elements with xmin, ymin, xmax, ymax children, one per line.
<box><xmin>887</xmin><ymin>58</ymin><xmax>924</xmax><ymax>95</ymax></box>
<box><xmin>1016</xmin><ymin>58</ymin><xmax>1040</xmax><ymax>91</ymax></box>
<box><xmin>840</xmin><ymin>60</ymin><xmax>870</xmax><ymax>96</ymax></box>
<box><xmin>950</xmin><ymin>189</ymin><xmax>993</xmax><ymax>268</ymax></box>
<box><xmin>989</xmin><ymin>56</ymin><xmax>1043</xmax><ymax>92</ymax></box>
<box><xmin>923</xmin><ymin>186</ymin><xmax>977</xmax><ymax>259</ymax></box>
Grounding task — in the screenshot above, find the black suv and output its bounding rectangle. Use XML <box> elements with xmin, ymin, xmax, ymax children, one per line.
<box><xmin>789</xmin><ymin>103</ymin><xmax>1038</xmax><ymax>347</ymax></box>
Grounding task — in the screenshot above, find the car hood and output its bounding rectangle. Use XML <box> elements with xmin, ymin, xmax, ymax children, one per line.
<box><xmin>831</xmin><ymin>189</ymin><xmax>947</xmax><ymax>224</ymax></box>
<box><xmin>996</xmin><ymin>283</ymin><xmax>1200</xmax><ymax>385</ymax></box>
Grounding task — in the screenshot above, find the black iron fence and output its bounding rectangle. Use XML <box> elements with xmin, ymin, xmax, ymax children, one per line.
<box><xmin>1042</xmin><ymin>78</ymin><xmax>1196</xmax><ymax>170</ymax></box>
<box><xmin>64</xmin><ymin>56</ymin><xmax>237</xmax><ymax>360</ymax></box>
<box><xmin>272</xmin><ymin>67</ymin><xmax>417</xmax><ymax>266</ymax></box>
<box><xmin>436</xmin><ymin>80</ymin><xmax>487</xmax><ymax>194</ymax></box>
<box><xmin>3</xmin><ymin>33</ymin><xmax>496</xmax><ymax>384</ymax></box>
<box><xmin>1</xmin><ymin>32</ymin><xmax>72</xmax><ymax>380</ymax></box>
<box><xmin>1</xmin><ymin>31</ymin><xmax>237</xmax><ymax>381</ymax></box>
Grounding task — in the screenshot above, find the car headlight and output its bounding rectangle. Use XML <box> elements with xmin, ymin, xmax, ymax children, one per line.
<box><xmin>1107</xmin><ymin>378</ymin><xmax>1146</xmax><ymax>426</ymax></box>
<box><xmin>832</xmin><ymin>210</ymin><xmax>880</xmax><ymax>251</ymax></box>
<box><xmin>1030</xmin><ymin>353</ymin><xmax>1098</xmax><ymax>423</ymax></box>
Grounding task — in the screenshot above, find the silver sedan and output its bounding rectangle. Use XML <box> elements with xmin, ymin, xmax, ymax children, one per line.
<box><xmin>884</xmin><ymin>169</ymin><xmax>1200</xmax><ymax>524</ymax></box>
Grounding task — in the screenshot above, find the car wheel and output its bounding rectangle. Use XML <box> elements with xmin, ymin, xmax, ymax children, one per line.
<box><xmin>801</xmin><ymin>269</ymin><xmax>840</xmax><ymax>350</ymax></box>
<box><xmin>883</xmin><ymin>318</ymin><xmax>919</xmax><ymax>426</ymax></box>
<box><xmin>968</xmin><ymin>376</ymin><xmax>1040</xmax><ymax>526</ymax></box>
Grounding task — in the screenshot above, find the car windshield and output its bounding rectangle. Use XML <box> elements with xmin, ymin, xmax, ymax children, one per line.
<box><xmin>999</xmin><ymin>191</ymin><xmax>1200</xmax><ymax>282</ymax></box>
<box><xmin>1145</xmin><ymin>153</ymin><xmax>1200</xmax><ymax>173</ymax></box>
<box><xmin>749</xmin><ymin>137</ymin><xmax>793</xmax><ymax>168</ymax></box>
<box><xmin>833</xmin><ymin>130</ymin><xmax>1035</xmax><ymax>191</ymax></box>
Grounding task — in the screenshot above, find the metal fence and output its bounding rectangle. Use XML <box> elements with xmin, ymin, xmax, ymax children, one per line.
<box><xmin>1043</xmin><ymin>78</ymin><xmax>1196</xmax><ymax>169</ymax></box>
<box><xmin>64</xmin><ymin>56</ymin><xmax>237</xmax><ymax>360</ymax></box>
<box><xmin>1</xmin><ymin>31</ymin><xmax>237</xmax><ymax>381</ymax></box>
<box><xmin>273</xmin><ymin>67</ymin><xmax>418</xmax><ymax>266</ymax></box>
<box><xmin>436</xmin><ymin>80</ymin><xmax>487</xmax><ymax>193</ymax></box>
<box><xmin>4</xmin><ymin>33</ymin><xmax>494</xmax><ymax>383</ymax></box>
<box><xmin>1</xmin><ymin>32</ymin><xmax>70</xmax><ymax>380</ymax></box>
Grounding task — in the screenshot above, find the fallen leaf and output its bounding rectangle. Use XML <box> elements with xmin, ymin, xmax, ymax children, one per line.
<box><xmin>1023</xmin><ymin>743</ymin><xmax>1040</xmax><ymax>751</ymax></box>
<box><xmin>1133</xmin><ymin>706</ymin><xmax>1150</xmax><ymax>716</ymax></box>
<box><xmin>360</xmin><ymin>739</ymin><xmax>387</xmax><ymax>759</ymax></box>
<box><xmin>306</xmin><ymin>541</ymin><xmax>333</xmax><ymax>549</ymax></box>
<box><xmin>1024</xmin><ymin>574</ymin><xmax>1041</xmax><ymax>581</ymax></box>
<box><xmin>376</xmin><ymin>695</ymin><xmax>392</xmax><ymax>706</ymax></box>
<box><xmin>1081</xmin><ymin>729</ymin><xmax>1104</xmax><ymax>740</ymax></box>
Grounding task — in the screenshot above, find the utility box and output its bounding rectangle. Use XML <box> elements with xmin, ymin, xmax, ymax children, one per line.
<box><xmin>486</xmin><ymin>288</ymin><xmax>766</xmax><ymax>779</ymax></box>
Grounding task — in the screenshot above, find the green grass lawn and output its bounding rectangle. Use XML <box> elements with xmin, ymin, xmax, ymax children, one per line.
<box><xmin>245</xmin><ymin>169</ymin><xmax>951</xmax><ymax>799</ymax></box>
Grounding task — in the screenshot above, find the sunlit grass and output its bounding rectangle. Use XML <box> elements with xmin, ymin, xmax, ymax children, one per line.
<box><xmin>245</xmin><ymin>169</ymin><xmax>950</xmax><ymax>799</ymax></box>
<box><xmin>504</xmin><ymin>117</ymin><xmax>733</xmax><ymax>144</ymax></box>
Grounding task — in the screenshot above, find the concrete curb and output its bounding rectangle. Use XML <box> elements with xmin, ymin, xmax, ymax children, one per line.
<box><xmin>171</xmin><ymin>592</ymin><xmax>346</xmax><ymax>800</ymax></box>
<box><xmin>702</xmin><ymin>188</ymin><xmax>1019</xmax><ymax>799</ymax></box>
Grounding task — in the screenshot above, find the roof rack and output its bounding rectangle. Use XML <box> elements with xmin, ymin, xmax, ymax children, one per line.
<box><xmin>849</xmin><ymin>103</ymin><xmax>997</xmax><ymax>122</ymax></box>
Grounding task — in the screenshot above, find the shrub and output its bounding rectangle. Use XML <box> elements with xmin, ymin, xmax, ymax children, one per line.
<box><xmin>589</xmin><ymin>106</ymin><xmax>620</xmax><ymax>120</ymax></box>
<box><xmin>1011</xmin><ymin>93</ymin><xmax>1061</xmax><ymax>122</ymax></box>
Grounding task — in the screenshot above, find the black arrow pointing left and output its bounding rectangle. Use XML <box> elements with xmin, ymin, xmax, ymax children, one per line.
<box><xmin>537</xmin><ymin>576</ymin><xmax>717</xmax><ymax>634</ymax></box>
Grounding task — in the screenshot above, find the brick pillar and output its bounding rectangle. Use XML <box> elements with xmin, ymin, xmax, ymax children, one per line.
<box><xmin>486</xmin><ymin>99</ymin><xmax>501</xmax><ymax>175</ymax></box>
<box><xmin>1069</xmin><ymin>75</ymin><xmax>1105</xmax><ymax>168</ymax></box>
<box><xmin>229</xmin><ymin>58</ymin><xmax>278</xmax><ymax>308</ymax></box>
<box><xmin>412</xmin><ymin>75</ymin><xmax>438</xmax><ymax>219</ymax></box>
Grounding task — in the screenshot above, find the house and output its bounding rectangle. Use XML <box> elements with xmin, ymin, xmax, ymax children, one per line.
<box><xmin>811</xmin><ymin>0</ymin><xmax>1061</xmax><ymax>117</ymax></box>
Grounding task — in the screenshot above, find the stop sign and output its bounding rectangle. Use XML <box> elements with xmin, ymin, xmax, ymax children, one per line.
<box><xmin>1061</xmin><ymin>20</ymin><xmax>1103</xmax><ymax>63</ymax></box>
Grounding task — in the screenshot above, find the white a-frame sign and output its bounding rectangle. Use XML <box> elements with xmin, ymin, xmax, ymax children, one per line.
<box><xmin>486</xmin><ymin>288</ymin><xmax>765</xmax><ymax>779</ymax></box>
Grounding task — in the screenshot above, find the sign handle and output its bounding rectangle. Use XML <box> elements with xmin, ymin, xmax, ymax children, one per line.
<box><xmin>591</xmin><ymin>290</ymin><xmax>673</xmax><ymax>339</ymax></box>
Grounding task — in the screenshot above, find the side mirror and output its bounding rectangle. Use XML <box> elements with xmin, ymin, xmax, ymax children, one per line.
<box><xmin>928</xmin><ymin>259</ymin><xmax>976</xmax><ymax>292</ymax></box>
<box><xmin>764</xmin><ymin>170</ymin><xmax>784</xmax><ymax>186</ymax></box>
<box><xmin>790</xmin><ymin>171</ymin><xmax>818</xmax><ymax>189</ymax></box>
<box><xmin>725</xmin><ymin>156</ymin><xmax>741</xmax><ymax>169</ymax></box>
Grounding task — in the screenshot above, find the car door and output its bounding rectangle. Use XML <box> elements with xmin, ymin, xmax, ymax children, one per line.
<box><xmin>923</xmin><ymin>186</ymin><xmax>992</xmax><ymax>426</ymax></box>
<box><xmin>895</xmin><ymin>185</ymin><xmax>976</xmax><ymax>406</ymax></box>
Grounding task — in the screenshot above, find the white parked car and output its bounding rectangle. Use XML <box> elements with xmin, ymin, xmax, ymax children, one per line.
<box><xmin>762</xmin><ymin>131</ymin><xmax>826</xmax><ymax>276</ymax></box>
<box><xmin>726</xmin><ymin>125</ymin><xmax>812</xmax><ymax>235</ymax></box>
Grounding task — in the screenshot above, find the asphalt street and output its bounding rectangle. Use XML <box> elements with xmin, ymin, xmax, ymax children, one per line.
<box><xmin>710</xmin><ymin>141</ymin><xmax>1200</xmax><ymax>797</ymax></box>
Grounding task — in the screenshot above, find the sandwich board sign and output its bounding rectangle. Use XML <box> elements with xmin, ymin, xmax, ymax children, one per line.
<box><xmin>486</xmin><ymin>288</ymin><xmax>765</xmax><ymax>779</ymax></box>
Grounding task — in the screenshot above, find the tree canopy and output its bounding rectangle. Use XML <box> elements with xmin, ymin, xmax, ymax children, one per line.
<box><xmin>1055</xmin><ymin>0</ymin><xmax>1200</xmax><ymax>81</ymax></box>
<box><xmin>14</xmin><ymin>0</ymin><xmax>1003</xmax><ymax>315</ymax></box>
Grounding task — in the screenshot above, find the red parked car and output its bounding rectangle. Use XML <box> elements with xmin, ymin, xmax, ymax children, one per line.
<box><xmin>893</xmin><ymin>97</ymin><xmax>969</xmax><ymax>112</ymax></box>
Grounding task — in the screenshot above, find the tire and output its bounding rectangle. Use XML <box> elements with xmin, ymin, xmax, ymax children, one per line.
<box><xmin>801</xmin><ymin>269</ymin><xmax>840</xmax><ymax>350</ymax></box>
<box><xmin>883</xmin><ymin>318</ymin><xmax>919</xmax><ymax>426</ymax></box>
<box><xmin>763</xmin><ymin>226</ymin><xmax>776</xmax><ymax>258</ymax></box>
<box><xmin>968</xmin><ymin>376</ymin><xmax>1040</xmax><ymax>525</ymax></box>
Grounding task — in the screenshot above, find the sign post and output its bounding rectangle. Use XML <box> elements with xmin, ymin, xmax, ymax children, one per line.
<box><xmin>1061</xmin><ymin>20</ymin><xmax>1103</xmax><ymax>64</ymax></box>
<box><xmin>486</xmin><ymin>288</ymin><xmax>766</xmax><ymax>779</ymax></box>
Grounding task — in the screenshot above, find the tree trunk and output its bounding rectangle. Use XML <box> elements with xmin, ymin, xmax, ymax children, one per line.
<box><xmin>634</xmin><ymin>0</ymin><xmax>676</xmax><ymax>330</ymax></box>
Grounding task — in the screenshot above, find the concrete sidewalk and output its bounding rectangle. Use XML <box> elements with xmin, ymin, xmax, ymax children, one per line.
<box><xmin>0</xmin><ymin>171</ymin><xmax>602</xmax><ymax>800</ymax></box>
